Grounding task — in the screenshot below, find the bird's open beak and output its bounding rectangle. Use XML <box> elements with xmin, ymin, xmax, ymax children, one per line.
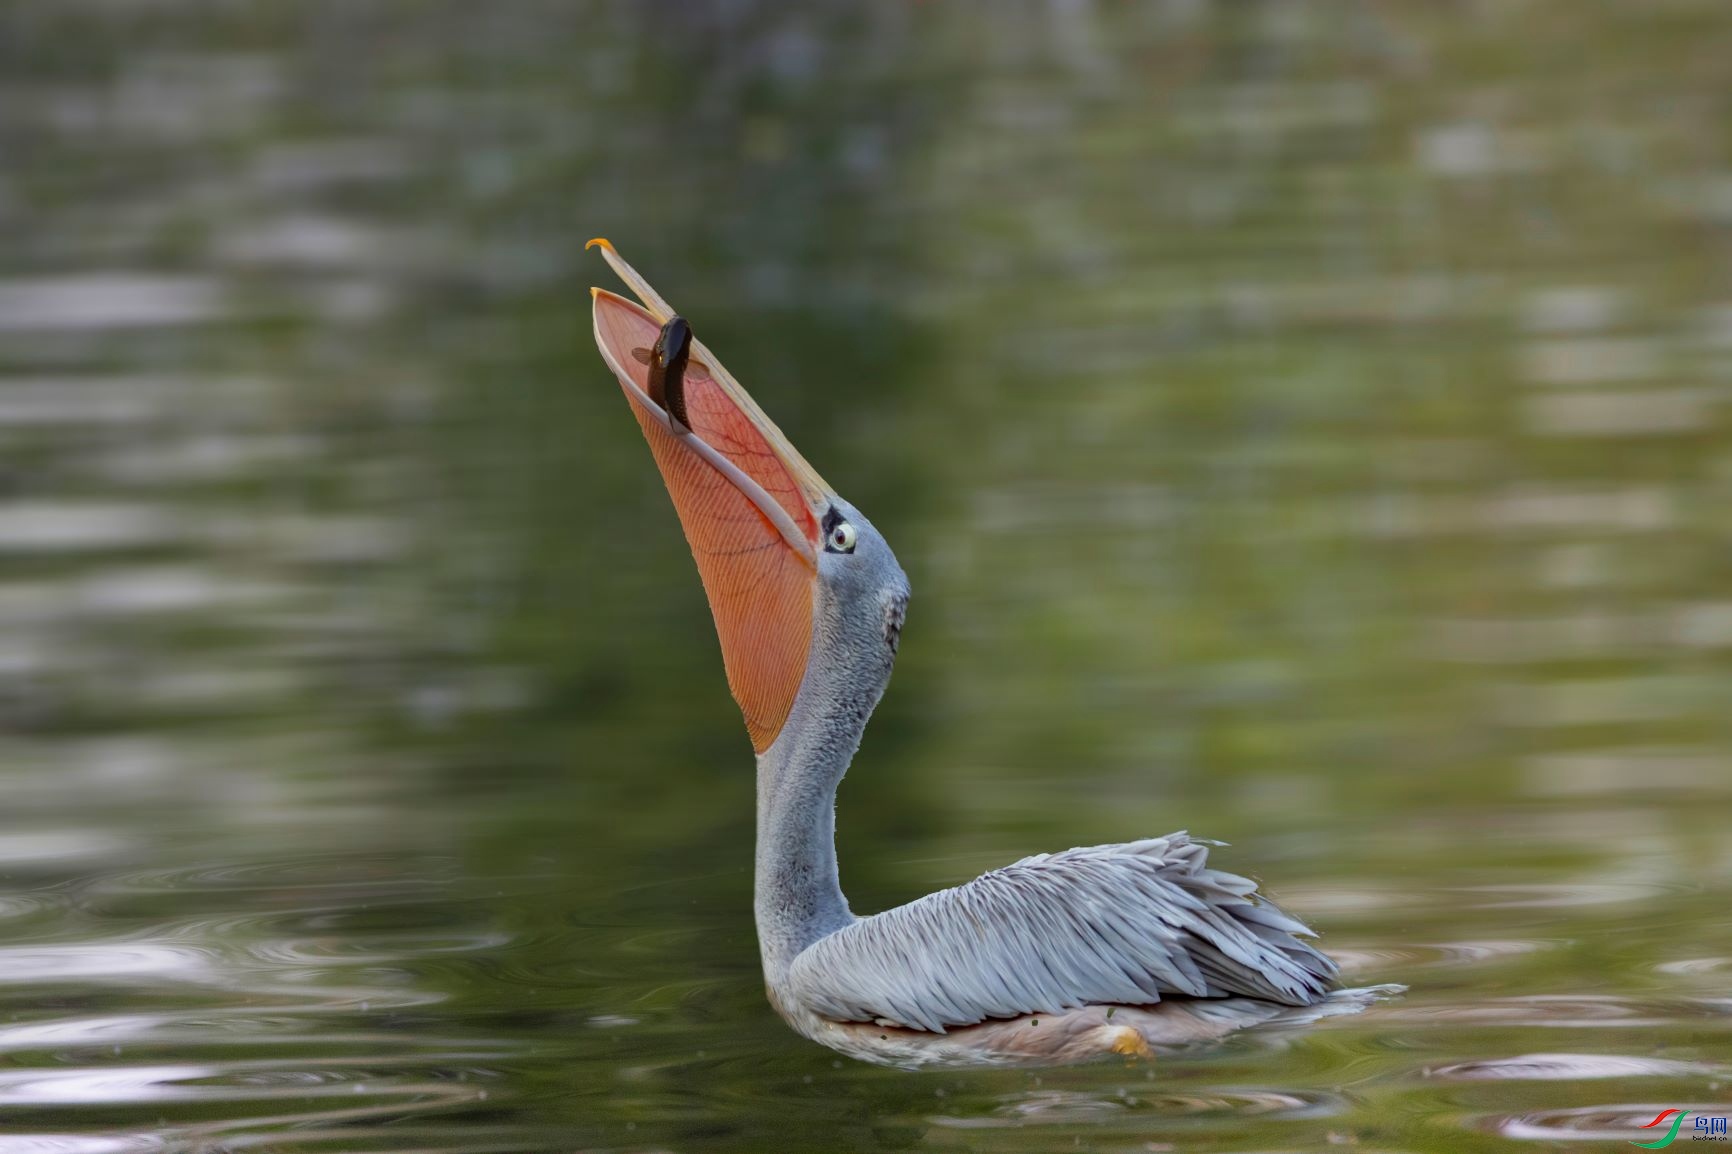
<box><xmin>589</xmin><ymin>239</ymin><xmax>832</xmax><ymax>753</ymax></box>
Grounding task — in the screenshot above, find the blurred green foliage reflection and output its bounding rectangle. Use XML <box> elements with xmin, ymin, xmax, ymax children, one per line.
<box><xmin>0</xmin><ymin>2</ymin><xmax>1729</xmax><ymax>1151</ymax></box>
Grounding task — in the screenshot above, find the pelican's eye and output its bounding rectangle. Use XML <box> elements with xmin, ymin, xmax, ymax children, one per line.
<box><xmin>821</xmin><ymin>507</ymin><xmax>857</xmax><ymax>554</ymax></box>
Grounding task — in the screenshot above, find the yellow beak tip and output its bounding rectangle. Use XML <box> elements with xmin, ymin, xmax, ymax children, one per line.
<box><xmin>585</xmin><ymin>236</ymin><xmax>615</xmax><ymax>253</ymax></box>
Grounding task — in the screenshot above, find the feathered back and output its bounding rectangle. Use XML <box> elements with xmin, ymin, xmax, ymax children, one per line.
<box><xmin>784</xmin><ymin>833</ymin><xmax>1334</xmax><ymax>1034</ymax></box>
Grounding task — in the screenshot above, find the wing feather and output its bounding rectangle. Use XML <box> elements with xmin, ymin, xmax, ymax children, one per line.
<box><xmin>785</xmin><ymin>832</ymin><xmax>1335</xmax><ymax>1033</ymax></box>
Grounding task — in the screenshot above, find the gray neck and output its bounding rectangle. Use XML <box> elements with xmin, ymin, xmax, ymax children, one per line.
<box><xmin>753</xmin><ymin>593</ymin><xmax>896</xmax><ymax>985</ymax></box>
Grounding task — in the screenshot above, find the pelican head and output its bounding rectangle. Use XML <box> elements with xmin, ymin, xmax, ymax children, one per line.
<box><xmin>587</xmin><ymin>239</ymin><xmax>909</xmax><ymax>758</ymax></box>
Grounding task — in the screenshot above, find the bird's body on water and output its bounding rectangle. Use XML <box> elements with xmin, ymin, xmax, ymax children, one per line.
<box><xmin>588</xmin><ymin>240</ymin><xmax>1395</xmax><ymax>1068</ymax></box>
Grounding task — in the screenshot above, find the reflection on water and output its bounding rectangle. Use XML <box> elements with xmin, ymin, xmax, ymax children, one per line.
<box><xmin>2</xmin><ymin>1</ymin><xmax>1731</xmax><ymax>1151</ymax></box>
<box><xmin>1495</xmin><ymin>1105</ymin><xmax>1732</xmax><ymax>1144</ymax></box>
<box><xmin>1428</xmin><ymin>1054</ymin><xmax>1719</xmax><ymax>1082</ymax></box>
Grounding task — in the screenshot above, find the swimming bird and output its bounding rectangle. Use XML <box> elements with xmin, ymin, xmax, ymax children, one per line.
<box><xmin>587</xmin><ymin>239</ymin><xmax>1392</xmax><ymax>1068</ymax></box>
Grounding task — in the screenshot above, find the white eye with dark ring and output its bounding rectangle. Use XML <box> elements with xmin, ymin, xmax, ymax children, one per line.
<box><xmin>827</xmin><ymin>521</ymin><xmax>858</xmax><ymax>554</ymax></box>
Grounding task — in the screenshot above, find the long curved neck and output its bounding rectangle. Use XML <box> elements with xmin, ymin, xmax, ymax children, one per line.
<box><xmin>753</xmin><ymin>603</ymin><xmax>894</xmax><ymax>986</ymax></box>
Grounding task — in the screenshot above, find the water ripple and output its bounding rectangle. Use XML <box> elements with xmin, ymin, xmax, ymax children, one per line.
<box><xmin>0</xmin><ymin>1010</ymin><xmax>517</xmax><ymax>1059</ymax></box>
<box><xmin>0</xmin><ymin>1138</ymin><xmax>162</xmax><ymax>1154</ymax></box>
<box><xmin>1383</xmin><ymin>995</ymin><xmax>1732</xmax><ymax>1028</ymax></box>
<box><xmin>0</xmin><ymin>943</ymin><xmax>215</xmax><ymax>986</ymax></box>
<box><xmin>242</xmin><ymin>928</ymin><xmax>513</xmax><ymax>966</ymax></box>
<box><xmin>0</xmin><ymin>894</ymin><xmax>54</xmax><ymax>921</ymax></box>
<box><xmin>1656</xmin><ymin>956</ymin><xmax>1732</xmax><ymax>976</ymax></box>
<box><xmin>1333</xmin><ymin>938</ymin><xmax>1557</xmax><ymax>977</ymax></box>
<box><xmin>0</xmin><ymin>1060</ymin><xmax>496</xmax><ymax>1109</ymax></box>
<box><xmin>1489</xmin><ymin>1104</ymin><xmax>1732</xmax><ymax>1142</ymax></box>
<box><xmin>931</xmin><ymin>1088</ymin><xmax>1344</xmax><ymax>1129</ymax></box>
<box><xmin>91</xmin><ymin>854</ymin><xmax>461</xmax><ymax>896</ymax></box>
<box><xmin>1461</xmin><ymin>879</ymin><xmax>1680</xmax><ymax>909</ymax></box>
<box><xmin>1428</xmin><ymin>1052</ymin><xmax>1716</xmax><ymax>1080</ymax></box>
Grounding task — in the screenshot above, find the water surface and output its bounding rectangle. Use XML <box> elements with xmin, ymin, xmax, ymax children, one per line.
<box><xmin>2</xmin><ymin>3</ymin><xmax>1730</xmax><ymax>1151</ymax></box>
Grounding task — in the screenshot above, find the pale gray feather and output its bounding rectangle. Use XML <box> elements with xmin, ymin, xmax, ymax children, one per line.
<box><xmin>785</xmin><ymin>832</ymin><xmax>1335</xmax><ymax>1034</ymax></box>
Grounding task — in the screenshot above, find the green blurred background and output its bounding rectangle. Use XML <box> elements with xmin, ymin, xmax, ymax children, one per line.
<box><xmin>1</xmin><ymin>2</ymin><xmax>1730</xmax><ymax>1151</ymax></box>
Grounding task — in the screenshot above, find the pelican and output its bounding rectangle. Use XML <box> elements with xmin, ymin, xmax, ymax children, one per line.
<box><xmin>588</xmin><ymin>240</ymin><xmax>1393</xmax><ymax>1068</ymax></box>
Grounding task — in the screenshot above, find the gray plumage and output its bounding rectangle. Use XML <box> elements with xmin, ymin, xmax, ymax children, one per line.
<box><xmin>786</xmin><ymin>833</ymin><xmax>1334</xmax><ymax>1034</ymax></box>
<box><xmin>742</xmin><ymin>502</ymin><xmax>1359</xmax><ymax>1061</ymax></box>
<box><xmin>589</xmin><ymin>250</ymin><xmax>1399</xmax><ymax>1067</ymax></box>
